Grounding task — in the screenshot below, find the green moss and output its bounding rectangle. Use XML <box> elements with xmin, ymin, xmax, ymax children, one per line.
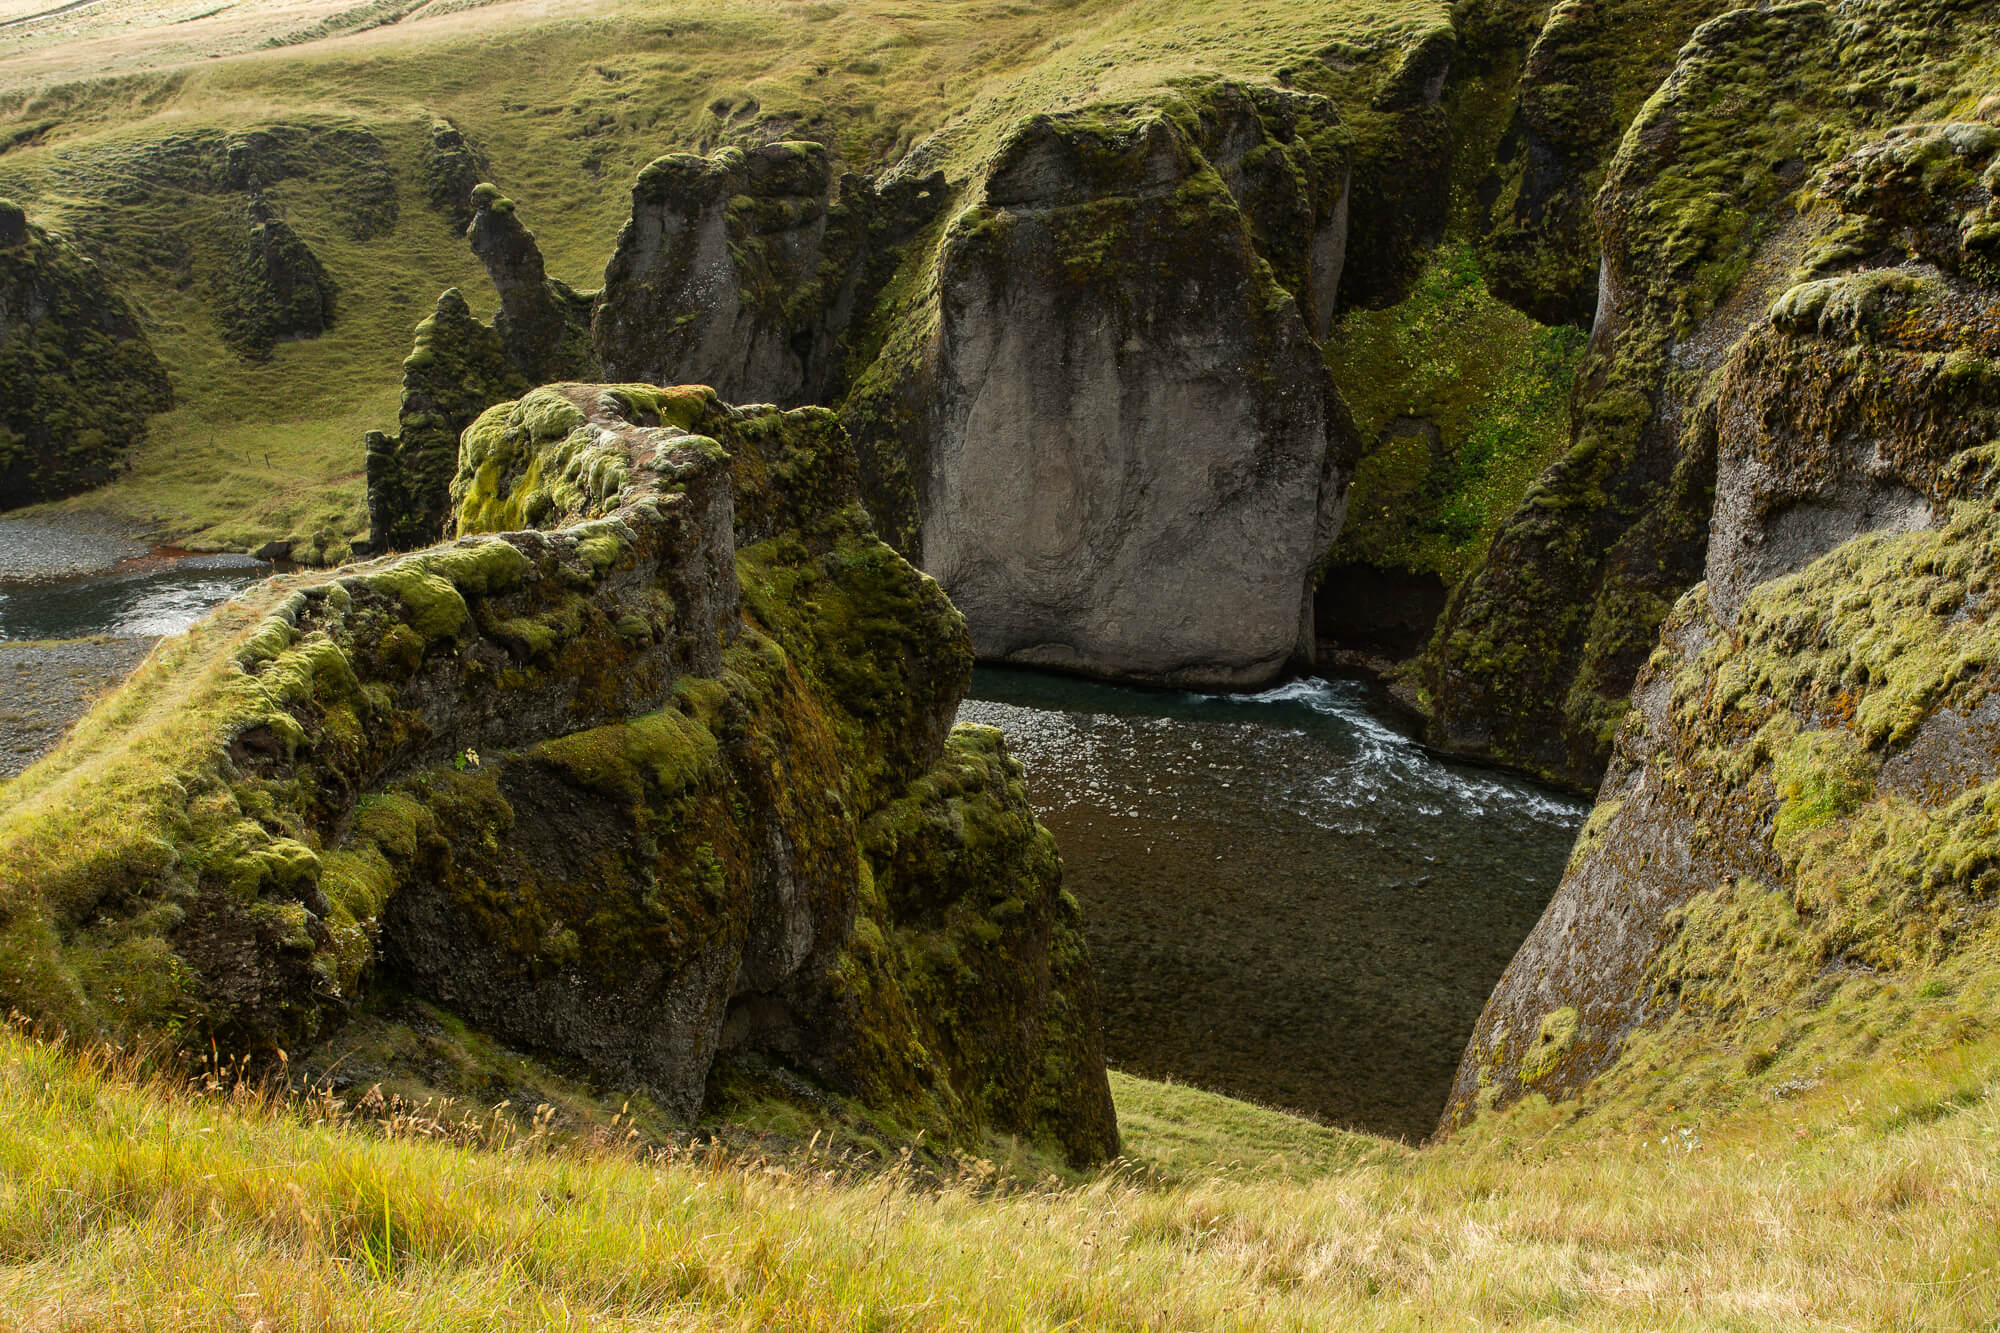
<box><xmin>1772</xmin><ymin>729</ymin><xmax>1876</xmax><ymax>851</ymax></box>
<box><xmin>534</xmin><ymin>708</ymin><xmax>721</xmax><ymax>808</ymax></box>
<box><xmin>1325</xmin><ymin>239</ymin><xmax>1586</xmax><ymax>587</ymax></box>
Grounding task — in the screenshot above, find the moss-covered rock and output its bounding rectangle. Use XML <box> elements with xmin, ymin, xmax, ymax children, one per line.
<box><xmin>0</xmin><ymin>381</ymin><xmax>1116</xmax><ymax>1164</ymax></box>
<box><xmin>0</xmin><ymin>202</ymin><xmax>173</xmax><ymax>508</ymax></box>
<box><xmin>220</xmin><ymin>198</ymin><xmax>337</xmax><ymax>360</ymax></box>
<box><xmin>1475</xmin><ymin>0</ymin><xmax>1736</xmax><ymax>326</ymax></box>
<box><xmin>1445</xmin><ymin>109</ymin><xmax>2000</xmax><ymax>1131</ymax></box>
<box><xmin>419</xmin><ymin>119</ymin><xmax>492</xmax><ymax>231</ymax></box>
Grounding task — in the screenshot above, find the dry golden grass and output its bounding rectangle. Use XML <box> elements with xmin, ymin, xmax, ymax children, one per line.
<box><xmin>1</xmin><ymin>1022</ymin><xmax>1997</xmax><ymax>1329</ymax></box>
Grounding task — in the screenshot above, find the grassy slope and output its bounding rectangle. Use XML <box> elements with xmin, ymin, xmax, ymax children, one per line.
<box><xmin>0</xmin><ymin>0</ymin><xmax>1442</xmax><ymax>550</ymax></box>
<box><xmin>4</xmin><ymin>1029</ymin><xmax>1998</xmax><ymax>1329</ymax></box>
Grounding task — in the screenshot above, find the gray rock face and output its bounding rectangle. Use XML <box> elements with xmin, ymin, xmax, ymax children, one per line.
<box><xmin>1703</xmin><ymin>121</ymin><xmax>2000</xmax><ymax>628</ymax></box>
<box><xmin>595</xmin><ymin>142</ymin><xmax>834</xmax><ymax>399</ymax></box>
<box><xmin>917</xmin><ymin>108</ymin><xmax>1353</xmax><ymax>688</ymax></box>
<box><xmin>591</xmin><ymin>142</ymin><xmax>945</xmax><ymax>409</ymax></box>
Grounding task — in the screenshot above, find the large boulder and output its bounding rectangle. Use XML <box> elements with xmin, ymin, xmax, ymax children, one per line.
<box><xmin>913</xmin><ymin>100</ymin><xmax>1354</xmax><ymax>688</ymax></box>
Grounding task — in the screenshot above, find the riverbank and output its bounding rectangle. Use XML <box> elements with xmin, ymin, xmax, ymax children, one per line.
<box><xmin>0</xmin><ymin>634</ymin><xmax>153</xmax><ymax>778</ymax></box>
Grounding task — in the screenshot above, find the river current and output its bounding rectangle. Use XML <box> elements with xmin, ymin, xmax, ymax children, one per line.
<box><xmin>958</xmin><ymin>669</ymin><xmax>1588</xmax><ymax>1141</ymax></box>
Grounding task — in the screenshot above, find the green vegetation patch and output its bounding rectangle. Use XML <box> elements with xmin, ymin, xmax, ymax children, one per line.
<box><xmin>1325</xmin><ymin>239</ymin><xmax>1584</xmax><ymax>587</ymax></box>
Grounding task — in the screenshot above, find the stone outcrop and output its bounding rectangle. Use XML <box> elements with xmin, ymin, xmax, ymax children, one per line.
<box><xmin>466</xmin><ymin>185</ymin><xmax>597</xmax><ymax>384</ymax></box>
<box><xmin>914</xmin><ymin>104</ymin><xmax>1354</xmax><ymax>688</ymax></box>
<box><xmin>0</xmin><ymin>200</ymin><xmax>173</xmax><ymax>509</ymax></box>
<box><xmin>1474</xmin><ymin>0</ymin><xmax>1734</xmax><ymax>327</ymax></box>
<box><xmin>0</xmin><ymin>383</ymin><xmax>1117</xmax><ymax>1165</ymax></box>
<box><xmin>1444</xmin><ymin>112</ymin><xmax>2000</xmax><ymax>1130</ymax></box>
<box><xmin>365</xmin><ymin>288</ymin><xmax>530</xmax><ymax>551</ymax></box>
<box><xmin>593</xmin><ymin>141</ymin><xmax>946</xmax><ymax>407</ymax></box>
<box><xmin>221</xmin><ymin>198</ymin><xmax>337</xmax><ymax>359</ymax></box>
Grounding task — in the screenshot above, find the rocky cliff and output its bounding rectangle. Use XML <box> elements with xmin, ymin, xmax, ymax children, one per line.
<box><xmin>913</xmin><ymin>100</ymin><xmax>1351</xmax><ymax>687</ymax></box>
<box><xmin>0</xmin><ymin>200</ymin><xmax>172</xmax><ymax>508</ymax></box>
<box><xmin>369</xmin><ymin>79</ymin><xmax>1358</xmax><ymax>688</ymax></box>
<box><xmin>0</xmin><ymin>383</ymin><xmax>1117</xmax><ymax>1164</ymax></box>
<box><xmin>1445</xmin><ymin>103</ymin><xmax>2000</xmax><ymax>1129</ymax></box>
<box><xmin>1416</xmin><ymin>0</ymin><xmax>2000</xmax><ymax>789</ymax></box>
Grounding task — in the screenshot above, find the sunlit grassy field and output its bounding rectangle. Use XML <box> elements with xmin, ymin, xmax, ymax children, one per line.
<box><xmin>4</xmin><ymin>1027</ymin><xmax>1998</xmax><ymax>1330</ymax></box>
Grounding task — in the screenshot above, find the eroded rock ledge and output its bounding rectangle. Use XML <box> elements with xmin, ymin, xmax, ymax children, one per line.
<box><xmin>0</xmin><ymin>384</ymin><xmax>1117</xmax><ymax>1165</ymax></box>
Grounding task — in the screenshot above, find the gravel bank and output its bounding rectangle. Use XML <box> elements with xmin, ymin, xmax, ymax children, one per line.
<box><xmin>0</xmin><ymin>636</ymin><xmax>154</xmax><ymax>779</ymax></box>
<box><xmin>0</xmin><ymin>517</ymin><xmax>149</xmax><ymax>582</ymax></box>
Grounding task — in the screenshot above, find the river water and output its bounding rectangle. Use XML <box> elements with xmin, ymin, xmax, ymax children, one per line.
<box><xmin>0</xmin><ymin>551</ymin><xmax>266</xmax><ymax>641</ymax></box>
<box><xmin>958</xmin><ymin>669</ymin><xmax>1588</xmax><ymax>1141</ymax></box>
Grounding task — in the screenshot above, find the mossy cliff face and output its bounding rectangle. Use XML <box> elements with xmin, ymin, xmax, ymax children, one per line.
<box><xmin>1444</xmin><ymin>113</ymin><xmax>2000</xmax><ymax>1130</ymax></box>
<box><xmin>0</xmin><ymin>200</ymin><xmax>172</xmax><ymax>509</ymax></box>
<box><xmin>1474</xmin><ymin>0</ymin><xmax>1736</xmax><ymax>327</ymax></box>
<box><xmin>593</xmin><ymin>142</ymin><xmax>945</xmax><ymax>410</ymax></box>
<box><xmin>914</xmin><ymin>93</ymin><xmax>1354</xmax><ymax>688</ymax></box>
<box><xmin>0</xmin><ymin>383</ymin><xmax>1116</xmax><ymax>1164</ymax></box>
<box><xmin>1419</xmin><ymin>0</ymin><xmax>2000</xmax><ymax>789</ymax></box>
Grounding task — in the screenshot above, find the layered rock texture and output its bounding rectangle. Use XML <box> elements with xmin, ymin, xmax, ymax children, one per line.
<box><xmin>1446</xmin><ymin>106</ymin><xmax>2000</xmax><ymax>1128</ymax></box>
<box><xmin>0</xmin><ymin>200</ymin><xmax>172</xmax><ymax>509</ymax></box>
<box><xmin>0</xmin><ymin>384</ymin><xmax>1117</xmax><ymax>1165</ymax></box>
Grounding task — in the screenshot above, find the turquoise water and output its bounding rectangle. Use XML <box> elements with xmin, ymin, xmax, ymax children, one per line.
<box><xmin>959</xmin><ymin>669</ymin><xmax>1588</xmax><ymax>1141</ymax></box>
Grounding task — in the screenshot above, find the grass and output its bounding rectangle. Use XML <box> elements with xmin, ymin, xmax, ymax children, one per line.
<box><xmin>3</xmin><ymin>1023</ymin><xmax>2000</xmax><ymax>1329</ymax></box>
<box><xmin>0</xmin><ymin>0</ymin><xmax>1447</xmax><ymax>553</ymax></box>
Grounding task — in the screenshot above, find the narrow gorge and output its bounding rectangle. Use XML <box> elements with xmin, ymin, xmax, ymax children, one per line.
<box><xmin>2</xmin><ymin>0</ymin><xmax>2000</xmax><ymax>1198</ymax></box>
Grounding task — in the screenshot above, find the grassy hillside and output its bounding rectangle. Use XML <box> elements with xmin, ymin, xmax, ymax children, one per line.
<box><xmin>5</xmin><ymin>1027</ymin><xmax>1998</xmax><ymax>1328</ymax></box>
<box><xmin>0</xmin><ymin>0</ymin><xmax>1445</xmax><ymax>551</ymax></box>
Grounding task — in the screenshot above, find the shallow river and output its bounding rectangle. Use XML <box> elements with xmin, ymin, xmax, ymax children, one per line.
<box><xmin>0</xmin><ymin>551</ymin><xmax>266</xmax><ymax>641</ymax></box>
<box><xmin>958</xmin><ymin>669</ymin><xmax>1589</xmax><ymax>1141</ymax></box>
